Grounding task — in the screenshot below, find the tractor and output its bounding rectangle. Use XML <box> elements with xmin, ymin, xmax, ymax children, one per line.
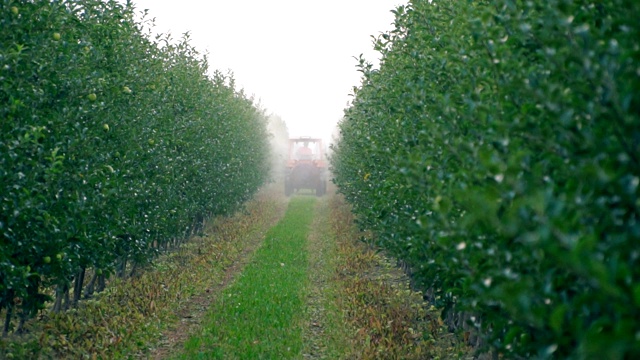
<box><xmin>284</xmin><ymin>137</ymin><xmax>327</xmax><ymax>196</ymax></box>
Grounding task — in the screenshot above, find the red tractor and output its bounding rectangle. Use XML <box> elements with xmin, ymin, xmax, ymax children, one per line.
<box><xmin>285</xmin><ymin>137</ymin><xmax>327</xmax><ymax>196</ymax></box>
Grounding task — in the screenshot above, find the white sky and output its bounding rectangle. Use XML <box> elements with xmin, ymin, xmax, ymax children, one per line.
<box><xmin>126</xmin><ymin>0</ymin><xmax>403</xmax><ymax>143</ymax></box>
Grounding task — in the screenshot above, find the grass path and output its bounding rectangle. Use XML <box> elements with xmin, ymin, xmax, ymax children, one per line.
<box><xmin>173</xmin><ymin>197</ymin><xmax>316</xmax><ymax>359</ymax></box>
<box><xmin>302</xmin><ymin>197</ymin><xmax>349</xmax><ymax>359</ymax></box>
<box><xmin>167</xmin><ymin>191</ymin><xmax>469</xmax><ymax>359</ymax></box>
<box><xmin>148</xmin><ymin>191</ymin><xmax>289</xmax><ymax>358</ymax></box>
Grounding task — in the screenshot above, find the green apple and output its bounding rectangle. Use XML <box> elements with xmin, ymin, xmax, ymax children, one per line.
<box><xmin>53</xmin><ymin>32</ymin><xmax>61</xmax><ymax>41</ymax></box>
<box><xmin>11</xmin><ymin>6</ymin><xmax>18</xmax><ymax>15</ymax></box>
<box><xmin>87</xmin><ymin>93</ymin><xmax>97</xmax><ymax>101</ymax></box>
<box><xmin>43</xmin><ymin>256</ymin><xmax>51</xmax><ymax>264</ymax></box>
<box><xmin>103</xmin><ymin>124</ymin><xmax>110</xmax><ymax>132</ymax></box>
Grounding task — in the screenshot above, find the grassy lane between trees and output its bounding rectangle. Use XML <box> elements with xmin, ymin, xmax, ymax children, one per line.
<box><xmin>301</xmin><ymin>196</ymin><xmax>350</xmax><ymax>358</ymax></box>
<box><xmin>173</xmin><ymin>197</ymin><xmax>316</xmax><ymax>359</ymax></box>
<box><xmin>171</xmin><ymin>190</ymin><xmax>469</xmax><ymax>359</ymax></box>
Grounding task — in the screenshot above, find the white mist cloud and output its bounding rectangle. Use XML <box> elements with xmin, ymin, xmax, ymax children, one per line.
<box><xmin>126</xmin><ymin>0</ymin><xmax>403</xmax><ymax>144</ymax></box>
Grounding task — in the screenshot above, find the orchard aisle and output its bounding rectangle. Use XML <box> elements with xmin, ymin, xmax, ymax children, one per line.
<box><xmin>147</xmin><ymin>190</ymin><xmax>290</xmax><ymax>358</ymax></box>
<box><xmin>0</xmin><ymin>187</ymin><xmax>465</xmax><ymax>359</ymax></box>
<box><xmin>162</xmin><ymin>190</ymin><xmax>468</xmax><ymax>359</ymax></box>
<box><xmin>169</xmin><ymin>196</ymin><xmax>316</xmax><ymax>359</ymax></box>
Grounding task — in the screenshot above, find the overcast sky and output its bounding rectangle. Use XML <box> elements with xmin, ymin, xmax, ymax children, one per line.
<box><xmin>126</xmin><ymin>0</ymin><xmax>403</xmax><ymax>143</ymax></box>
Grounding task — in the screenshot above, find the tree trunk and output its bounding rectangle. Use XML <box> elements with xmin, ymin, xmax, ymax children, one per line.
<box><xmin>117</xmin><ymin>256</ymin><xmax>127</xmax><ymax>279</ymax></box>
<box><xmin>2</xmin><ymin>303</ymin><xmax>13</xmax><ymax>337</ymax></box>
<box><xmin>72</xmin><ymin>267</ymin><xmax>85</xmax><ymax>306</ymax></box>
<box><xmin>62</xmin><ymin>287</ymin><xmax>70</xmax><ymax>311</ymax></box>
<box><xmin>97</xmin><ymin>274</ymin><xmax>106</xmax><ymax>293</ymax></box>
<box><xmin>84</xmin><ymin>271</ymin><xmax>98</xmax><ymax>298</ymax></box>
<box><xmin>492</xmin><ymin>349</ymin><xmax>499</xmax><ymax>360</ymax></box>
<box><xmin>129</xmin><ymin>262</ymin><xmax>138</xmax><ymax>278</ymax></box>
<box><xmin>425</xmin><ymin>286</ymin><xmax>435</xmax><ymax>303</ymax></box>
<box><xmin>52</xmin><ymin>283</ymin><xmax>69</xmax><ymax>313</ymax></box>
<box><xmin>52</xmin><ymin>286</ymin><xmax>63</xmax><ymax>313</ymax></box>
<box><xmin>16</xmin><ymin>312</ymin><xmax>28</xmax><ymax>334</ymax></box>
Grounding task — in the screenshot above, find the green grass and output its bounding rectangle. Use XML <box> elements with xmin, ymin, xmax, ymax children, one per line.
<box><xmin>174</xmin><ymin>196</ymin><xmax>316</xmax><ymax>359</ymax></box>
<box><xmin>302</xmin><ymin>197</ymin><xmax>351</xmax><ymax>358</ymax></box>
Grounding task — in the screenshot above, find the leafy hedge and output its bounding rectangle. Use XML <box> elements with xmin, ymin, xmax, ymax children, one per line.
<box><xmin>331</xmin><ymin>0</ymin><xmax>639</xmax><ymax>358</ymax></box>
<box><xmin>1</xmin><ymin>0</ymin><xmax>270</xmax><ymax>334</ymax></box>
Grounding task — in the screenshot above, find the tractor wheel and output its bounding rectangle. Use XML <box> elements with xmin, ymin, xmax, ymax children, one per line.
<box><xmin>285</xmin><ymin>180</ymin><xmax>293</xmax><ymax>196</ymax></box>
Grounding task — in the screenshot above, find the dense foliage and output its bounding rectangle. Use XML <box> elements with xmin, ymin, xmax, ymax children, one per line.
<box><xmin>331</xmin><ymin>0</ymin><xmax>639</xmax><ymax>358</ymax></box>
<box><xmin>1</xmin><ymin>0</ymin><xmax>270</xmax><ymax>334</ymax></box>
